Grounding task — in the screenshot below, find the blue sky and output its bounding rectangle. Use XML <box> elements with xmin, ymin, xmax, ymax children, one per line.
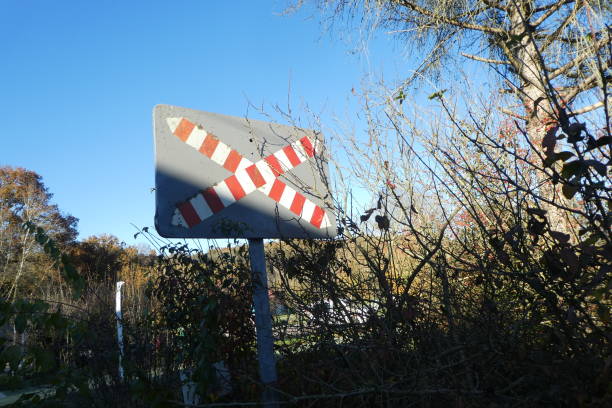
<box><xmin>0</xmin><ymin>1</ymin><xmax>414</xmax><ymax>246</ymax></box>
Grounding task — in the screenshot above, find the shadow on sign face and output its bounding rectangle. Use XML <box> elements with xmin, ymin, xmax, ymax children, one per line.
<box><xmin>154</xmin><ymin>168</ymin><xmax>335</xmax><ymax>240</ymax></box>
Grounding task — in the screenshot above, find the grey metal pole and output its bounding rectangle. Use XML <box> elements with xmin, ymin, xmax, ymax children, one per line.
<box><xmin>247</xmin><ymin>239</ymin><xmax>279</xmax><ymax>407</ymax></box>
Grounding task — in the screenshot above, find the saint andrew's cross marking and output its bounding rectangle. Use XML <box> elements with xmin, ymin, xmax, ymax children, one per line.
<box><xmin>153</xmin><ymin>105</ymin><xmax>336</xmax><ymax>239</ymax></box>
<box><xmin>167</xmin><ymin>117</ymin><xmax>332</xmax><ymax>230</ymax></box>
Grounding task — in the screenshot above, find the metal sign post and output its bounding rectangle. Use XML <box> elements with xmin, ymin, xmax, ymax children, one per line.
<box><xmin>248</xmin><ymin>239</ymin><xmax>278</xmax><ymax>407</ymax></box>
<box><xmin>153</xmin><ymin>105</ymin><xmax>336</xmax><ymax>406</ymax></box>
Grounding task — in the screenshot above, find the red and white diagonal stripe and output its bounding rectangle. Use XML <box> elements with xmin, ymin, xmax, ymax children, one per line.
<box><xmin>166</xmin><ymin>117</ymin><xmax>331</xmax><ymax>230</ymax></box>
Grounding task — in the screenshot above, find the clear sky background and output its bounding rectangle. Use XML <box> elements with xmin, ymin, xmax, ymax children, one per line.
<box><xmin>0</xmin><ymin>1</ymin><xmax>420</xmax><ymax>247</ymax></box>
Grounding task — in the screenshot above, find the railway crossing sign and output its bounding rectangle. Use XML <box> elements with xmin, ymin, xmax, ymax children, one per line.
<box><xmin>153</xmin><ymin>104</ymin><xmax>336</xmax><ymax>239</ymax></box>
<box><xmin>152</xmin><ymin>104</ymin><xmax>336</xmax><ymax>407</ymax></box>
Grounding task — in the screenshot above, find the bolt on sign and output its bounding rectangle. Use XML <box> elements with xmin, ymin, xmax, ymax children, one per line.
<box><xmin>153</xmin><ymin>104</ymin><xmax>336</xmax><ymax>239</ymax></box>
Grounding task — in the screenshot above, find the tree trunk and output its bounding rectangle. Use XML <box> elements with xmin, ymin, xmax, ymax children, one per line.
<box><xmin>9</xmin><ymin>228</ymin><xmax>31</xmax><ymax>301</ymax></box>
<box><xmin>509</xmin><ymin>5</ymin><xmax>575</xmax><ymax>235</ymax></box>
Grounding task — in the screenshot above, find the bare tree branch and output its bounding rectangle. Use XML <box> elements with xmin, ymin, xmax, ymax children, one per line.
<box><xmin>540</xmin><ymin>0</ymin><xmax>584</xmax><ymax>51</ymax></box>
<box><xmin>532</xmin><ymin>0</ymin><xmax>576</xmax><ymax>27</ymax></box>
<box><xmin>568</xmin><ymin>100</ymin><xmax>604</xmax><ymax>116</ymax></box>
<box><xmin>548</xmin><ymin>31</ymin><xmax>611</xmax><ymax>80</ymax></box>
<box><xmin>395</xmin><ymin>0</ymin><xmax>505</xmax><ymax>35</ymax></box>
<box><xmin>461</xmin><ymin>52</ymin><xmax>510</xmax><ymax>65</ymax></box>
<box><xmin>481</xmin><ymin>0</ymin><xmax>510</xmax><ymax>12</ymax></box>
<box><xmin>563</xmin><ymin>63</ymin><xmax>609</xmax><ymax>102</ymax></box>
<box><xmin>499</xmin><ymin>107</ymin><xmax>528</xmax><ymax>119</ymax></box>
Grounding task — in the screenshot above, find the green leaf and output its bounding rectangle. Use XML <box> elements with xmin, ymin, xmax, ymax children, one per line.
<box><xmin>584</xmin><ymin>181</ymin><xmax>606</xmax><ymax>196</ymax></box>
<box><xmin>556</xmin><ymin>151</ymin><xmax>575</xmax><ymax>162</ymax></box>
<box><xmin>36</xmin><ymin>349</ymin><xmax>56</xmax><ymax>372</ymax></box>
<box><xmin>526</xmin><ymin>207</ymin><xmax>547</xmax><ymax>217</ymax></box>
<box><xmin>375</xmin><ymin>214</ymin><xmax>390</xmax><ymax>230</ymax></box>
<box><xmin>31</xmin><ymin>300</ymin><xmax>48</xmax><ymax>314</ymax></box>
<box><xmin>543</xmin><ymin>151</ymin><xmax>574</xmax><ymax>168</ymax></box>
<box><xmin>549</xmin><ymin>231</ymin><xmax>570</xmax><ymax>244</ymax></box>
<box><xmin>566</xmin><ymin>122</ymin><xmax>586</xmax><ymax>143</ymax></box>
<box><xmin>528</xmin><ymin>219</ymin><xmax>546</xmax><ymax>235</ymax></box>
<box><xmin>586</xmin><ymin>135</ymin><xmax>612</xmax><ymax>151</ymax></box>
<box><xmin>428</xmin><ymin>89</ymin><xmax>447</xmax><ymax>100</ymax></box>
<box><xmin>543</xmin><ymin>154</ymin><xmax>555</xmax><ymax>168</ymax></box>
<box><xmin>584</xmin><ymin>160</ymin><xmax>607</xmax><ymax>177</ymax></box>
<box><xmin>582</xmin><ymin>234</ymin><xmax>601</xmax><ymax>246</ymax></box>
<box><xmin>561</xmin><ymin>160</ymin><xmax>583</xmax><ymax>179</ymax></box>
<box><xmin>394</xmin><ymin>89</ymin><xmax>405</xmax><ymax>104</ymax></box>
<box><xmin>47</xmin><ymin>312</ymin><xmax>68</xmax><ymax>331</ymax></box>
<box><xmin>542</xmin><ymin>127</ymin><xmax>557</xmax><ymax>154</ymax></box>
<box><xmin>14</xmin><ymin>314</ymin><xmax>27</xmax><ymax>333</ymax></box>
<box><xmin>597</xmin><ymin>304</ymin><xmax>609</xmax><ymax>324</ymax></box>
<box><xmin>562</xmin><ymin>183</ymin><xmax>579</xmax><ymax>199</ymax></box>
<box><xmin>1</xmin><ymin>345</ymin><xmax>22</xmax><ymax>371</ymax></box>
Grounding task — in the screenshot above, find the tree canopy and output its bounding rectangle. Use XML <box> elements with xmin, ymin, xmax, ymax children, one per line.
<box><xmin>0</xmin><ymin>166</ymin><xmax>78</xmax><ymax>299</ymax></box>
<box><xmin>313</xmin><ymin>0</ymin><xmax>610</xmax><ymax>137</ymax></box>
